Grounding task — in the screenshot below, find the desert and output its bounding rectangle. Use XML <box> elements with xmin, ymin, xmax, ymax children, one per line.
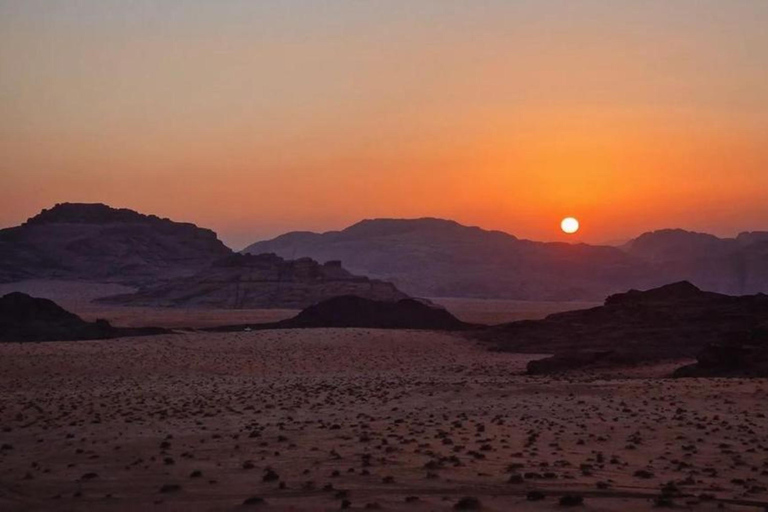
<box><xmin>4</xmin><ymin>2</ymin><xmax>768</xmax><ymax>510</ymax></box>
<box><xmin>1</xmin><ymin>279</ymin><xmax>768</xmax><ymax>511</ymax></box>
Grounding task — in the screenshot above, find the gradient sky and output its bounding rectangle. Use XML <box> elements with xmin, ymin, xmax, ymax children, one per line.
<box><xmin>2</xmin><ymin>1</ymin><xmax>767</xmax><ymax>249</ymax></box>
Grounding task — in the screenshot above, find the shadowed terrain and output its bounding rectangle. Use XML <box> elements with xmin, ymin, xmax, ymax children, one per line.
<box><xmin>0</xmin><ymin>292</ymin><xmax>167</xmax><ymax>342</ymax></box>
<box><xmin>207</xmin><ymin>295</ymin><xmax>472</xmax><ymax>332</ymax></box>
<box><xmin>474</xmin><ymin>282</ymin><xmax>768</xmax><ymax>375</ymax></box>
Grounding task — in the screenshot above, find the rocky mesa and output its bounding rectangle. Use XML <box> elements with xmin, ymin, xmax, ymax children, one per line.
<box><xmin>99</xmin><ymin>253</ymin><xmax>409</xmax><ymax>309</ymax></box>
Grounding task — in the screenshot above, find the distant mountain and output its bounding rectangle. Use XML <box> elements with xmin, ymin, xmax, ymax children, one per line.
<box><xmin>0</xmin><ymin>292</ymin><xmax>167</xmax><ymax>342</ymax></box>
<box><xmin>622</xmin><ymin>229</ymin><xmax>768</xmax><ymax>295</ymax></box>
<box><xmin>244</xmin><ymin>219</ymin><xmax>768</xmax><ymax>299</ymax></box>
<box><xmin>99</xmin><ymin>253</ymin><xmax>408</xmax><ymax>309</ymax></box>
<box><xmin>243</xmin><ymin>218</ymin><xmax>650</xmax><ymax>300</ymax></box>
<box><xmin>0</xmin><ymin>203</ymin><xmax>232</xmax><ymax>285</ymax></box>
<box><xmin>473</xmin><ymin>281</ymin><xmax>768</xmax><ymax>374</ymax></box>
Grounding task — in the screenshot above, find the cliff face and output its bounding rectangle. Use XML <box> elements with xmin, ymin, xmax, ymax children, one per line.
<box><xmin>0</xmin><ymin>203</ymin><xmax>232</xmax><ymax>285</ymax></box>
<box><xmin>99</xmin><ymin>253</ymin><xmax>409</xmax><ymax>309</ymax></box>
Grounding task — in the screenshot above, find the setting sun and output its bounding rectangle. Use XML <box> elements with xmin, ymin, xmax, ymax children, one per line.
<box><xmin>561</xmin><ymin>217</ymin><xmax>580</xmax><ymax>234</ymax></box>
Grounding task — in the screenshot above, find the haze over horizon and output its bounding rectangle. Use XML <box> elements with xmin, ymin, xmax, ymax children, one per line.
<box><xmin>2</xmin><ymin>1</ymin><xmax>768</xmax><ymax>248</ymax></box>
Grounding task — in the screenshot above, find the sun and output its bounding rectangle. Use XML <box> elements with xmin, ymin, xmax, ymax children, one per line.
<box><xmin>561</xmin><ymin>217</ymin><xmax>579</xmax><ymax>234</ymax></box>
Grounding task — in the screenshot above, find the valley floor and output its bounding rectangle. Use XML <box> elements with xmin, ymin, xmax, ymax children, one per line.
<box><xmin>1</xmin><ymin>328</ymin><xmax>767</xmax><ymax>511</ymax></box>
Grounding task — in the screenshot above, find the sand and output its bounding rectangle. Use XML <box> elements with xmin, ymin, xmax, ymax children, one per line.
<box><xmin>1</xmin><ymin>326</ymin><xmax>767</xmax><ymax>511</ymax></box>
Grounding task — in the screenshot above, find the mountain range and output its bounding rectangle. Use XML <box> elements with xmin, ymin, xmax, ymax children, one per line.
<box><xmin>2</xmin><ymin>203</ymin><xmax>768</xmax><ymax>302</ymax></box>
<box><xmin>245</xmin><ymin>219</ymin><xmax>768</xmax><ymax>300</ymax></box>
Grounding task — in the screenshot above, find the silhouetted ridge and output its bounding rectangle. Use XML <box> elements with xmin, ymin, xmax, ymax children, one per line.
<box><xmin>246</xmin><ymin>220</ymin><xmax>768</xmax><ymax>298</ymax></box>
<box><xmin>604</xmin><ymin>281</ymin><xmax>714</xmax><ymax>305</ymax></box>
<box><xmin>0</xmin><ymin>203</ymin><xmax>231</xmax><ymax>285</ymax></box>
<box><xmin>341</xmin><ymin>218</ymin><xmax>496</xmax><ymax>239</ymax></box>
<box><xmin>206</xmin><ymin>295</ymin><xmax>472</xmax><ymax>331</ymax></box>
<box><xmin>0</xmin><ymin>292</ymin><xmax>167</xmax><ymax>342</ymax></box>
<box><xmin>281</xmin><ymin>295</ymin><xmax>469</xmax><ymax>330</ymax></box>
<box><xmin>28</xmin><ymin>203</ymin><xmax>161</xmax><ymax>225</ymax></box>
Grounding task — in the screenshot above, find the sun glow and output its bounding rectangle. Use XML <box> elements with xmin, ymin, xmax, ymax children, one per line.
<box><xmin>561</xmin><ymin>217</ymin><xmax>580</xmax><ymax>234</ymax></box>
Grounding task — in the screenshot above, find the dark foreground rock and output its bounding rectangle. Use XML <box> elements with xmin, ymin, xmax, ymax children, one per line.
<box><xmin>473</xmin><ymin>282</ymin><xmax>768</xmax><ymax>374</ymax></box>
<box><xmin>0</xmin><ymin>292</ymin><xmax>167</xmax><ymax>342</ymax></box>
<box><xmin>100</xmin><ymin>253</ymin><xmax>408</xmax><ymax>309</ymax></box>
<box><xmin>282</xmin><ymin>295</ymin><xmax>470</xmax><ymax>330</ymax></box>
<box><xmin>673</xmin><ymin>327</ymin><xmax>768</xmax><ymax>377</ymax></box>
<box><xmin>208</xmin><ymin>295</ymin><xmax>472</xmax><ymax>332</ymax></box>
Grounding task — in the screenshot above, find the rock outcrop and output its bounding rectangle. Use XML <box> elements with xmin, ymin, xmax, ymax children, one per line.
<box><xmin>473</xmin><ymin>282</ymin><xmax>768</xmax><ymax>374</ymax></box>
<box><xmin>279</xmin><ymin>295</ymin><xmax>470</xmax><ymax>330</ymax></box>
<box><xmin>673</xmin><ymin>327</ymin><xmax>768</xmax><ymax>377</ymax></box>
<box><xmin>207</xmin><ymin>295</ymin><xmax>471</xmax><ymax>331</ymax></box>
<box><xmin>0</xmin><ymin>203</ymin><xmax>231</xmax><ymax>285</ymax></box>
<box><xmin>0</xmin><ymin>292</ymin><xmax>167</xmax><ymax>342</ymax></box>
<box><xmin>100</xmin><ymin>253</ymin><xmax>408</xmax><ymax>309</ymax></box>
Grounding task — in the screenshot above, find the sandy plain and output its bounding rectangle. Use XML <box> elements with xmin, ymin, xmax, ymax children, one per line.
<box><xmin>1</xmin><ymin>282</ymin><xmax>767</xmax><ymax>511</ymax></box>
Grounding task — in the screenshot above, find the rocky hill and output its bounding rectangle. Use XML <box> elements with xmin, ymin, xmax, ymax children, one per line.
<box><xmin>473</xmin><ymin>282</ymin><xmax>768</xmax><ymax>374</ymax></box>
<box><xmin>0</xmin><ymin>292</ymin><xmax>167</xmax><ymax>342</ymax></box>
<box><xmin>0</xmin><ymin>203</ymin><xmax>231</xmax><ymax>285</ymax></box>
<box><xmin>99</xmin><ymin>253</ymin><xmax>408</xmax><ymax>309</ymax></box>
<box><xmin>206</xmin><ymin>295</ymin><xmax>471</xmax><ymax>331</ymax></box>
<box><xmin>280</xmin><ymin>295</ymin><xmax>470</xmax><ymax>330</ymax></box>
<box><xmin>244</xmin><ymin>219</ymin><xmax>768</xmax><ymax>299</ymax></box>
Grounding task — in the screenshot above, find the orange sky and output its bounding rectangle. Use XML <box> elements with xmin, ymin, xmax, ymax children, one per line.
<box><xmin>1</xmin><ymin>1</ymin><xmax>767</xmax><ymax>248</ymax></box>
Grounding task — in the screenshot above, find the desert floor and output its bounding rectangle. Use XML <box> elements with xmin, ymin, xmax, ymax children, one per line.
<box><xmin>2</xmin><ymin>326</ymin><xmax>768</xmax><ymax>512</ymax></box>
<box><xmin>1</xmin><ymin>282</ymin><xmax>768</xmax><ymax>511</ymax></box>
<box><xmin>0</xmin><ymin>279</ymin><xmax>602</xmax><ymax>329</ymax></box>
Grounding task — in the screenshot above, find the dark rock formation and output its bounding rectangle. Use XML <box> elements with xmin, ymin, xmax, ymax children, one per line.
<box><xmin>207</xmin><ymin>295</ymin><xmax>471</xmax><ymax>331</ymax></box>
<box><xmin>527</xmin><ymin>351</ymin><xmax>620</xmax><ymax>375</ymax></box>
<box><xmin>473</xmin><ymin>282</ymin><xmax>768</xmax><ymax>374</ymax></box>
<box><xmin>0</xmin><ymin>203</ymin><xmax>231</xmax><ymax>285</ymax></box>
<box><xmin>673</xmin><ymin>327</ymin><xmax>768</xmax><ymax>377</ymax></box>
<box><xmin>280</xmin><ymin>295</ymin><xmax>470</xmax><ymax>330</ymax></box>
<box><xmin>100</xmin><ymin>253</ymin><xmax>408</xmax><ymax>309</ymax></box>
<box><xmin>0</xmin><ymin>292</ymin><xmax>167</xmax><ymax>342</ymax></box>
